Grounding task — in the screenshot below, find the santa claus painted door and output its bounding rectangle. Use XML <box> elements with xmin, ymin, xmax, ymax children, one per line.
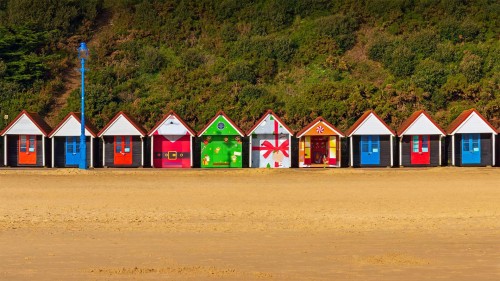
<box><xmin>114</xmin><ymin>136</ymin><xmax>132</xmax><ymax>165</ymax></box>
<box><xmin>153</xmin><ymin>134</ymin><xmax>190</xmax><ymax>168</ymax></box>
<box><xmin>18</xmin><ymin>135</ymin><xmax>37</xmax><ymax>165</ymax></box>
<box><xmin>410</xmin><ymin>135</ymin><xmax>430</xmax><ymax>165</ymax></box>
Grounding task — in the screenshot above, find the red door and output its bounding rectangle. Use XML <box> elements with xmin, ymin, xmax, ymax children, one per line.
<box><xmin>114</xmin><ymin>136</ymin><xmax>133</xmax><ymax>165</ymax></box>
<box><xmin>18</xmin><ymin>135</ymin><xmax>37</xmax><ymax>165</ymax></box>
<box><xmin>311</xmin><ymin>136</ymin><xmax>328</xmax><ymax>164</ymax></box>
<box><xmin>410</xmin><ymin>135</ymin><xmax>430</xmax><ymax>165</ymax></box>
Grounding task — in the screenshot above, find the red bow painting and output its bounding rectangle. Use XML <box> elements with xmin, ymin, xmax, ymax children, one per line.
<box><xmin>252</xmin><ymin>119</ymin><xmax>290</xmax><ymax>167</ymax></box>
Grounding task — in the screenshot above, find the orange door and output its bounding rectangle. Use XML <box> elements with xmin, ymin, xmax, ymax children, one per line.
<box><xmin>18</xmin><ymin>135</ymin><xmax>37</xmax><ymax>165</ymax></box>
<box><xmin>114</xmin><ymin>136</ymin><xmax>133</xmax><ymax>165</ymax></box>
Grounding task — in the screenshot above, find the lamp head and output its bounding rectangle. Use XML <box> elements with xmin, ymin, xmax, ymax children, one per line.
<box><xmin>78</xmin><ymin>42</ymin><xmax>89</xmax><ymax>60</ymax></box>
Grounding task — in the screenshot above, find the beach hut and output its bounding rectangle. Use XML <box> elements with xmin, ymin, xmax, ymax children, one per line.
<box><xmin>346</xmin><ymin>110</ymin><xmax>396</xmax><ymax>167</ymax></box>
<box><xmin>447</xmin><ymin>109</ymin><xmax>497</xmax><ymax>166</ymax></box>
<box><xmin>397</xmin><ymin>110</ymin><xmax>446</xmax><ymax>167</ymax></box>
<box><xmin>247</xmin><ymin>110</ymin><xmax>293</xmax><ymax>168</ymax></box>
<box><xmin>48</xmin><ymin>112</ymin><xmax>99</xmax><ymax>168</ymax></box>
<box><xmin>0</xmin><ymin>110</ymin><xmax>52</xmax><ymax>167</ymax></box>
<box><xmin>97</xmin><ymin>111</ymin><xmax>147</xmax><ymax>168</ymax></box>
<box><xmin>148</xmin><ymin>111</ymin><xmax>196</xmax><ymax>168</ymax></box>
<box><xmin>296</xmin><ymin>117</ymin><xmax>344</xmax><ymax>168</ymax></box>
<box><xmin>198</xmin><ymin>111</ymin><xmax>244</xmax><ymax>168</ymax></box>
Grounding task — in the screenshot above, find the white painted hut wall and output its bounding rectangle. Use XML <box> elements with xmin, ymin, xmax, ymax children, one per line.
<box><xmin>101</xmin><ymin>115</ymin><xmax>143</xmax><ymax>136</ymax></box>
<box><xmin>51</xmin><ymin>115</ymin><xmax>93</xmax><ymax>136</ymax></box>
<box><xmin>2</xmin><ymin>114</ymin><xmax>44</xmax><ymax>135</ymax></box>
<box><xmin>350</xmin><ymin>113</ymin><xmax>393</xmax><ymax>136</ymax></box>
<box><xmin>401</xmin><ymin>114</ymin><xmax>445</xmax><ymax>135</ymax></box>
<box><xmin>453</xmin><ymin>112</ymin><xmax>497</xmax><ymax>134</ymax></box>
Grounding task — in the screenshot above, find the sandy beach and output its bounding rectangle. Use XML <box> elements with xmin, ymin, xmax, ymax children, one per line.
<box><xmin>0</xmin><ymin>168</ymin><xmax>499</xmax><ymax>280</ymax></box>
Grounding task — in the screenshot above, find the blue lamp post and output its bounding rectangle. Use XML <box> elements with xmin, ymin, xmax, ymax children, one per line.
<box><xmin>78</xmin><ymin>42</ymin><xmax>89</xmax><ymax>169</ymax></box>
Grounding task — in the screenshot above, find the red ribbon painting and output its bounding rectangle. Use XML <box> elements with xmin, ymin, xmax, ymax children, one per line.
<box><xmin>252</xmin><ymin>120</ymin><xmax>289</xmax><ymax>167</ymax></box>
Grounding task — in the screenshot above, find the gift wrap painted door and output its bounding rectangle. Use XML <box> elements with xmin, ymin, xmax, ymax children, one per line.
<box><xmin>410</xmin><ymin>135</ymin><xmax>430</xmax><ymax>165</ymax></box>
<box><xmin>360</xmin><ymin>135</ymin><xmax>380</xmax><ymax>165</ymax></box>
<box><xmin>153</xmin><ymin>134</ymin><xmax>191</xmax><ymax>168</ymax></box>
<box><xmin>18</xmin><ymin>135</ymin><xmax>36</xmax><ymax>165</ymax></box>
<box><xmin>252</xmin><ymin>134</ymin><xmax>290</xmax><ymax>168</ymax></box>
<box><xmin>65</xmin><ymin>136</ymin><xmax>81</xmax><ymax>166</ymax></box>
<box><xmin>114</xmin><ymin>136</ymin><xmax>133</xmax><ymax>165</ymax></box>
<box><xmin>461</xmin><ymin>133</ymin><xmax>481</xmax><ymax>164</ymax></box>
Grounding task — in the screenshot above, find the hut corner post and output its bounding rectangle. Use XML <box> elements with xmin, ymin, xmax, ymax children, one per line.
<box><xmin>190</xmin><ymin>135</ymin><xmax>193</xmax><ymax>168</ymax></box>
<box><xmin>42</xmin><ymin>136</ymin><xmax>45</xmax><ymax>167</ymax></box>
<box><xmin>390</xmin><ymin>135</ymin><xmax>393</xmax><ymax>167</ymax></box>
<box><xmin>338</xmin><ymin>137</ymin><xmax>342</xmax><ymax>167</ymax></box>
<box><xmin>51</xmin><ymin>137</ymin><xmax>55</xmax><ymax>168</ymax></box>
<box><xmin>349</xmin><ymin>136</ymin><xmax>353</xmax><ymax>167</ymax></box>
<box><xmin>3</xmin><ymin>135</ymin><xmax>7</xmax><ymax>166</ymax></box>
<box><xmin>141</xmin><ymin>136</ymin><xmax>144</xmax><ymax>167</ymax></box>
<box><xmin>438</xmin><ymin>135</ymin><xmax>442</xmax><ymax>166</ymax></box>
<box><xmin>102</xmin><ymin>137</ymin><xmax>106</xmax><ymax>167</ymax></box>
<box><xmin>452</xmin><ymin>135</ymin><xmax>455</xmax><ymax>166</ymax></box>
<box><xmin>399</xmin><ymin>136</ymin><xmax>403</xmax><ymax>167</ymax></box>
<box><xmin>248</xmin><ymin>135</ymin><xmax>252</xmax><ymax>168</ymax></box>
<box><xmin>493</xmin><ymin>133</ymin><xmax>496</xmax><ymax>166</ymax></box>
<box><xmin>90</xmin><ymin>136</ymin><xmax>94</xmax><ymax>168</ymax></box>
<box><xmin>150</xmin><ymin>135</ymin><xmax>154</xmax><ymax>168</ymax></box>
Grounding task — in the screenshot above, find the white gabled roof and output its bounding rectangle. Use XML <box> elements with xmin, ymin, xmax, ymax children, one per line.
<box><xmin>348</xmin><ymin>112</ymin><xmax>395</xmax><ymax>136</ymax></box>
<box><xmin>2</xmin><ymin>113</ymin><xmax>44</xmax><ymax>135</ymax></box>
<box><xmin>399</xmin><ymin>112</ymin><xmax>445</xmax><ymax>136</ymax></box>
<box><xmin>451</xmin><ymin>111</ymin><xmax>497</xmax><ymax>134</ymax></box>
<box><xmin>49</xmin><ymin>114</ymin><xmax>94</xmax><ymax>137</ymax></box>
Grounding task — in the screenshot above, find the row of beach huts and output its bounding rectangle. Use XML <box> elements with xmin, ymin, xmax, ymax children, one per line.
<box><xmin>0</xmin><ymin>108</ymin><xmax>498</xmax><ymax>168</ymax></box>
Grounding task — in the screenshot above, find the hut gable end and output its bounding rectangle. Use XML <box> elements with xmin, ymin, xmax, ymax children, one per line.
<box><xmin>1</xmin><ymin>111</ymin><xmax>52</xmax><ymax>136</ymax></box>
<box><xmin>398</xmin><ymin>111</ymin><xmax>445</xmax><ymax>136</ymax></box>
<box><xmin>198</xmin><ymin>111</ymin><xmax>244</xmax><ymax>137</ymax></box>
<box><xmin>49</xmin><ymin>113</ymin><xmax>97</xmax><ymax>137</ymax></box>
<box><xmin>448</xmin><ymin>110</ymin><xmax>497</xmax><ymax>135</ymax></box>
<box><xmin>347</xmin><ymin>111</ymin><xmax>395</xmax><ymax>136</ymax></box>
<box><xmin>148</xmin><ymin>111</ymin><xmax>195</xmax><ymax>137</ymax></box>
<box><xmin>247</xmin><ymin>111</ymin><xmax>293</xmax><ymax>136</ymax></box>
<box><xmin>98</xmin><ymin>112</ymin><xmax>146</xmax><ymax>137</ymax></box>
<box><xmin>296</xmin><ymin>117</ymin><xmax>344</xmax><ymax>138</ymax></box>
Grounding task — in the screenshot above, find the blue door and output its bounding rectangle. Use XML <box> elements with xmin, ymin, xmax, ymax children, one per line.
<box><xmin>461</xmin><ymin>134</ymin><xmax>481</xmax><ymax>164</ymax></box>
<box><xmin>360</xmin><ymin>135</ymin><xmax>380</xmax><ymax>165</ymax></box>
<box><xmin>65</xmin><ymin>136</ymin><xmax>81</xmax><ymax>166</ymax></box>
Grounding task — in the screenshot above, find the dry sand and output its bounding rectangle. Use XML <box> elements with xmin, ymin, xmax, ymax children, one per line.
<box><xmin>0</xmin><ymin>167</ymin><xmax>499</xmax><ymax>280</ymax></box>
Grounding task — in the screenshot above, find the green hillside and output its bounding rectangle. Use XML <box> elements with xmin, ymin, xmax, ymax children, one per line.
<box><xmin>0</xmin><ymin>0</ymin><xmax>498</xmax><ymax>131</ymax></box>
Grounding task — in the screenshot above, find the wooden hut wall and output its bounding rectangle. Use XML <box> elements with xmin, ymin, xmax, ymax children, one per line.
<box><xmin>6</xmin><ymin>135</ymin><xmax>45</xmax><ymax>167</ymax></box>
<box><xmin>242</xmin><ymin>136</ymin><xmax>250</xmax><ymax>168</ymax></box>
<box><xmin>351</xmin><ymin>135</ymin><xmax>392</xmax><ymax>167</ymax></box>
<box><xmin>341</xmin><ymin>139</ymin><xmax>349</xmax><ymax>168</ymax></box>
<box><xmin>453</xmin><ymin>133</ymin><xmax>492</xmax><ymax>166</ymax></box>
<box><xmin>52</xmin><ymin>136</ymin><xmax>92</xmax><ymax>167</ymax></box>
<box><xmin>291</xmin><ymin>137</ymin><xmax>299</xmax><ymax>168</ymax></box>
<box><xmin>192</xmin><ymin>137</ymin><xmax>201</xmax><ymax>168</ymax></box>
<box><xmin>144</xmin><ymin>137</ymin><xmax>151</xmax><ymax>168</ymax></box>
<box><xmin>400</xmin><ymin>135</ymin><xmax>441</xmax><ymax>167</ymax></box>
<box><xmin>103</xmin><ymin>136</ymin><xmax>143</xmax><ymax>167</ymax></box>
